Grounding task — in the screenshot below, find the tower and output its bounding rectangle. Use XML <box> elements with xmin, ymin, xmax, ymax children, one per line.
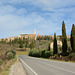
<box><xmin>34</xmin><ymin>29</ymin><xmax>36</xmax><ymax>40</ymax></box>
<box><xmin>34</xmin><ymin>29</ymin><xmax>36</xmax><ymax>34</ymax></box>
<box><xmin>38</xmin><ymin>33</ymin><xmax>39</xmax><ymax>37</ymax></box>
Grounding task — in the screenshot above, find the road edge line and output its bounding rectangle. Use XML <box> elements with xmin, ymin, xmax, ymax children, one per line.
<box><xmin>19</xmin><ymin>58</ymin><xmax>38</xmax><ymax>75</ymax></box>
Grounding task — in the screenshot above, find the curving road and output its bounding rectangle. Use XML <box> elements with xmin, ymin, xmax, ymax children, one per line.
<box><xmin>18</xmin><ymin>55</ymin><xmax>75</xmax><ymax>75</ymax></box>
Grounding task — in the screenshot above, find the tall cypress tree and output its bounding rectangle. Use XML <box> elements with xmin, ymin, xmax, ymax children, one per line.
<box><xmin>48</xmin><ymin>43</ymin><xmax>50</xmax><ymax>51</ymax></box>
<box><xmin>70</xmin><ymin>24</ymin><xmax>75</xmax><ymax>52</ymax></box>
<box><xmin>53</xmin><ymin>33</ymin><xmax>58</xmax><ymax>55</ymax></box>
<box><xmin>62</xmin><ymin>21</ymin><xmax>67</xmax><ymax>53</ymax></box>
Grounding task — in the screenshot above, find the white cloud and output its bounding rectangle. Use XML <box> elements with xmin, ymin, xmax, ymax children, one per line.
<box><xmin>0</xmin><ymin>0</ymin><xmax>75</xmax><ymax>38</ymax></box>
<box><xmin>0</xmin><ymin>5</ymin><xmax>27</xmax><ymax>16</ymax></box>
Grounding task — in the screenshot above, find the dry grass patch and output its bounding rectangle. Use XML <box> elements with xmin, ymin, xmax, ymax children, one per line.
<box><xmin>16</xmin><ymin>50</ymin><xmax>29</xmax><ymax>56</ymax></box>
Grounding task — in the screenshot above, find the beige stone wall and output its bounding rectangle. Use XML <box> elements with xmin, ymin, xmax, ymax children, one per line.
<box><xmin>50</xmin><ymin>40</ymin><xmax>62</xmax><ymax>50</ymax></box>
<box><xmin>7</xmin><ymin>36</ymin><xmax>18</xmax><ymax>42</ymax></box>
<box><xmin>19</xmin><ymin>34</ymin><xmax>36</xmax><ymax>40</ymax></box>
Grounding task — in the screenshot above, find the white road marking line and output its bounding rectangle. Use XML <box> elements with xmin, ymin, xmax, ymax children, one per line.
<box><xmin>19</xmin><ymin>58</ymin><xmax>38</xmax><ymax>75</ymax></box>
<box><xmin>39</xmin><ymin>61</ymin><xmax>75</xmax><ymax>74</ymax></box>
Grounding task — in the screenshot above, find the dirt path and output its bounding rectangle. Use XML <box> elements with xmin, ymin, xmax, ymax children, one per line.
<box><xmin>9</xmin><ymin>61</ymin><xmax>26</xmax><ymax>75</ymax></box>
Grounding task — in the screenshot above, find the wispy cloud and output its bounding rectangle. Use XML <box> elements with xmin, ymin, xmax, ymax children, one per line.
<box><xmin>0</xmin><ymin>0</ymin><xmax>75</xmax><ymax>38</ymax></box>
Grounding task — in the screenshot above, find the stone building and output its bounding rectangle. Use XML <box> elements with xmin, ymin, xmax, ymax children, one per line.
<box><xmin>7</xmin><ymin>36</ymin><xmax>18</xmax><ymax>42</ymax></box>
<box><xmin>37</xmin><ymin>33</ymin><xmax>53</xmax><ymax>39</ymax></box>
<box><xmin>19</xmin><ymin>30</ymin><xmax>36</xmax><ymax>40</ymax></box>
<box><xmin>19</xmin><ymin>34</ymin><xmax>36</xmax><ymax>40</ymax></box>
<box><xmin>50</xmin><ymin>40</ymin><xmax>62</xmax><ymax>50</ymax></box>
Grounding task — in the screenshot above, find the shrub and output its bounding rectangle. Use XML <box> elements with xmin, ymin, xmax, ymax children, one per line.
<box><xmin>19</xmin><ymin>43</ymin><xmax>23</xmax><ymax>48</ymax></box>
<box><xmin>5</xmin><ymin>50</ymin><xmax>16</xmax><ymax>57</ymax></box>
<box><xmin>54</xmin><ymin>54</ymin><xmax>58</xmax><ymax>59</ymax></box>
<box><xmin>40</xmin><ymin>50</ymin><xmax>46</xmax><ymax>57</ymax></box>
<box><xmin>11</xmin><ymin>50</ymin><xmax>16</xmax><ymax>56</ymax></box>
<box><xmin>45</xmin><ymin>51</ymin><xmax>53</xmax><ymax>58</ymax></box>
<box><xmin>28</xmin><ymin>50</ymin><xmax>53</xmax><ymax>58</ymax></box>
<box><xmin>0</xmin><ymin>59</ymin><xmax>3</xmax><ymax>65</ymax></box>
<box><xmin>28</xmin><ymin>50</ymin><xmax>33</xmax><ymax>56</ymax></box>
<box><xmin>28</xmin><ymin>50</ymin><xmax>40</xmax><ymax>57</ymax></box>
<box><xmin>32</xmin><ymin>50</ymin><xmax>40</xmax><ymax>57</ymax></box>
<box><xmin>68</xmin><ymin>53</ymin><xmax>75</xmax><ymax>60</ymax></box>
<box><xmin>45</xmin><ymin>51</ymin><xmax>51</xmax><ymax>58</ymax></box>
<box><xmin>6</xmin><ymin>52</ymin><xmax>13</xmax><ymax>60</ymax></box>
<box><xmin>50</xmin><ymin>51</ymin><xmax>53</xmax><ymax>56</ymax></box>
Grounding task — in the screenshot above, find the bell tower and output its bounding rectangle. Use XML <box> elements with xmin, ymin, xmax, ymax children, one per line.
<box><xmin>34</xmin><ymin>29</ymin><xmax>36</xmax><ymax>34</ymax></box>
<box><xmin>34</xmin><ymin>29</ymin><xmax>36</xmax><ymax>40</ymax></box>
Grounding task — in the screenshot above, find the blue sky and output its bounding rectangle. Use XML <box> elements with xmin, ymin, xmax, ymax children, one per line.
<box><xmin>0</xmin><ymin>0</ymin><xmax>75</xmax><ymax>38</ymax></box>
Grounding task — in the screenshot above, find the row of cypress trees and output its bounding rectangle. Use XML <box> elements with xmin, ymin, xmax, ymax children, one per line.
<box><xmin>53</xmin><ymin>21</ymin><xmax>75</xmax><ymax>55</ymax></box>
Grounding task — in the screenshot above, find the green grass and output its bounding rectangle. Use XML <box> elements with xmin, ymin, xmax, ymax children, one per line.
<box><xmin>16</xmin><ymin>50</ymin><xmax>29</xmax><ymax>56</ymax></box>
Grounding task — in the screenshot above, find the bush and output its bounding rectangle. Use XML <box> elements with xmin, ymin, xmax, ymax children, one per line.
<box><xmin>28</xmin><ymin>50</ymin><xmax>40</xmax><ymax>57</ymax></box>
<box><xmin>45</xmin><ymin>51</ymin><xmax>51</xmax><ymax>58</ymax></box>
<box><xmin>0</xmin><ymin>59</ymin><xmax>3</xmax><ymax>65</ymax></box>
<box><xmin>5</xmin><ymin>50</ymin><xmax>16</xmax><ymax>57</ymax></box>
<box><xmin>28</xmin><ymin>50</ymin><xmax>33</xmax><ymax>56</ymax></box>
<box><xmin>68</xmin><ymin>53</ymin><xmax>75</xmax><ymax>60</ymax></box>
<box><xmin>6</xmin><ymin>52</ymin><xmax>13</xmax><ymax>60</ymax></box>
<box><xmin>11</xmin><ymin>50</ymin><xmax>16</xmax><ymax>56</ymax></box>
<box><xmin>44</xmin><ymin>51</ymin><xmax>53</xmax><ymax>58</ymax></box>
<box><xmin>40</xmin><ymin>50</ymin><xmax>46</xmax><ymax>57</ymax></box>
<box><xmin>28</xmin><ymin>50</ymin><xmax>53</xmax><ymax>58</ymax></box>
<box><xmin>32</xmin><ymin>50</ymin><xmax>40</xmax><ymax>57</ymax></box>
<box><xmin>19</xmin><ymin>43</ymin><xmax>23</xmax><ymax>48</ymax></box>
<box><xmin>54</xmin><ymin>54</ymin><xmax>58</xmax><ymax>59</ymax></box>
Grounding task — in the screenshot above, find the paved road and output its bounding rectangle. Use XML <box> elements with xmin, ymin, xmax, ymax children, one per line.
<box><xmin>18</xmin><ymin>55</ymin><xmax>75</xmax><ymax>75</ymax></box>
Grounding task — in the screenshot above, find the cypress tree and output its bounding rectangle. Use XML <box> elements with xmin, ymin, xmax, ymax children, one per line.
<box><xmin>48</xmin><ymin>43</ymin><xmax>50</xmax><ymax>51</ymax></box>
<box><xmin>62</xmin><ymin>21</ymin><xmax>67</xmax><ymax>54</ymax></box>
<box><xmin>53</xmin><ymin>33</ymin><xmax>58</xmax><ymax>55</ymax></box>
<box><xmin>70</xmin><ymin>24</ymin><xmax>75</xmax><ymax>52</ymax></box>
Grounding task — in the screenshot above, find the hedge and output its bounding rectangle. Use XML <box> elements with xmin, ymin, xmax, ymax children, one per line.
<box><xmin>28</xmin><ymin>50</ymin><xmax>53</xmax><ymax>58</ymax></box>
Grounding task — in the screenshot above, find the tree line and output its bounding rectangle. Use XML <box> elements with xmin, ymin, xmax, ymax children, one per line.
<box><xmin>53</xmin><ymin>21</ymin><xmax>75</xmax><ymax>56</ymax></box>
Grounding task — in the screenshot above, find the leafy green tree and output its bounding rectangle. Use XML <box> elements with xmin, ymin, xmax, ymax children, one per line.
<box><xmin>25</xmin><ymin>40</ymin><xmax>29</xmax><ymax>48</ymax></box>
<box><xmin>62</xmin><ymin>21</ymin><xmax>67</xmax><ymax>53</ymax></box>
<box><xmin>70</xmin><ymin>24</ymin><xmax>75</xmax><ymax>52</ymax></box>
<box><xmin>19</xmin><ymin>43</ymin><xmax>23</xmax><ymax>48</ymax></box>
<box><xmin>53</xmin><ymin>33</ymin><xmax>58</xmax><ymax>55</ymax></box>
<box><xmin>29</xmin><ymin>41</ymin><xmax>34</xmax><ymax>49</ymax></box>
<box><xmin>48</xmin><ymin>43</ymin><xmax>50</xmax><ymax>51</ymax></box>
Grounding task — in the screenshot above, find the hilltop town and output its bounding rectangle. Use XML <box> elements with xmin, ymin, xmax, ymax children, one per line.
<box><xmin>0</xmin><ymin>30</ymin><xmax>70</xmax><ymax>42</ymax></box>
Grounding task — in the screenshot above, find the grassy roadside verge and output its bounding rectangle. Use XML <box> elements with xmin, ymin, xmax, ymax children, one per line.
<box><xmin>0</xmin><ymin>49</ymin><xmax>29</xmax><ymax>75</ymax></box>
<box><xmin>16</xmin><ymin>50</ymin><xmax>29</xmax><ymax>56</ymax></box>
<box><xmin>0</xmin><ymin>57</ymin><xmax>17</xmax><ymax>75</ymax></box>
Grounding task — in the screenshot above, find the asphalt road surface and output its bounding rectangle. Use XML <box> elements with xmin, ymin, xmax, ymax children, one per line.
<box><xmin>18</xmin><ymin>55</ymin><xmax>75</xmax><ymax>75</ymax></box>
